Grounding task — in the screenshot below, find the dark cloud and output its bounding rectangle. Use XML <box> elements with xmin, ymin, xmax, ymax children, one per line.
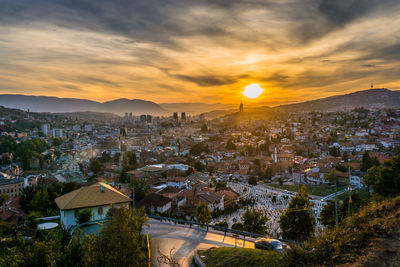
<box><xmin>317</xmin><ymin>0</ymin><xmax>398</xmax><ymax>24</ymax></box>
<box><xmin>173</xmin><ymin>74</ymin><xmax>247</xmax><ymax>87</ymax></box>
<box><xmin>0</xmin><ymin>0</ymin><xmax>398</xmax><ymax>49</ymax></box>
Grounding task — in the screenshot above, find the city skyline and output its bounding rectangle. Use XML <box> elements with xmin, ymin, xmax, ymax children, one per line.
<box><xmin>1</xmin><ymin>0</ymin><xmax>400</xmax><ymax>105</ymax></box>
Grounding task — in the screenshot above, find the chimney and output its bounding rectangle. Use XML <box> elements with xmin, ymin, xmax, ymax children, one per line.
<box><xmin>100</xmin><ymin>185</ymin><xmax>104</xmax><ymax>193</ymax></box>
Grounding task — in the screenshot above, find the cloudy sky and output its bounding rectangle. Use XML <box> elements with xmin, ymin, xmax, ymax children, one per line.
<box><xmin>0</xmin><ymin>0</ymin><xmax>400</xmax><ymax>105</ymax></box>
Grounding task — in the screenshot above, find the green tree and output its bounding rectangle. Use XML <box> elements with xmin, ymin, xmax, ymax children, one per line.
<box><xmin>76</xmin><ymin>208</ymin><xmax>92</xmax><ymax>224</ymax></box>
<box><xmin>363</xmin><ymin>166</ymin><xmax>380</xmax><ymax>199</ymax></box>
<box><xmin>373</xmin><ymin>166</ymin><xmax>398</xmax><ymax>197</ymax></box>
<box><xmin>0</xmin><ymin>193</ymin><xmax>9</xmax><ymax>206</ymax></box>
<box><xmin>62</xmin><ymin>182</ymin><xmax>80</xmax><ymax>195</ymax></box>
<box><xmin>214</xmin><ymin>180</ymin><xmax>227</xmax><ymax>190</ymax></box>
<box><xmin>62</xmin><ymin>229</ymin><xmax>85</xmax><ymax>267</ymax></box>
<box><xmin>196</xmin><ymin>201</ymin><xmax>212</xmax><ymax>224</ymax></box>
<box><xmin>360</xmin><ymin>152</ymin><xmax>379</xmax><ymax>171</ymax></box>
<box><xmin>342</xmin><ymin>151</ymin><xmax>349</xmax><ymax>162</ymax></box>
<box><xmin>226</xmin><ymin>138</ymin><xmax>236</xmax><ymax>150</ymax></box>
<box><xmin>130</xmin><ymin>178</ymin><xmax>150</xmax><ymax>203</ymax></box>
<box><xmin>329</xmin><ymin>147</ymin><xmax>340</xmax><ymax>157</ymax></box>
<box><xmin>89</xmin><ymin>158</ymin><xmax>104</xmax><ymax>175</ymax></box>
<box><xmin>214</xmin><ymin>221</ymin><xmax>228</xmax><ymax>228</ymax></box>
<box><xmin>241</xmin><ymin>208</ymin><xmax>268</xmax><ymax>234</ymax></box>
<box><xmin>122</xmin><ymin>151</ymin><xmax>138</xmax><ymax>172</ymax></box>
<box><xmin>194</xmin><ymin>161</ymin><xmax>205</xmax><ymax>172</ymax></box>
<box><xmin>279</xmin><ymin>185</ymin><xmax>315</xmax><ymax>241</ymax></box>
<box><xmin>190</xmin><ymin>143</ymin><xmax>210</xmax><ymax>156</ymax></box>
<box><xmin>248</xmin><ymin>176</ymin><xmax>257</xmax><ymax>185</ymax></box>
<box><xmin>265</xmin><ymin>166</ymin><xmax>274</xmax><ymax>180</ymax></box>
<box><xmin>113</xmin><ymin>152</ymin><xmax>121</xmax><ymax>163</ymax></box>
<box><xmin>0</xmin><ymin>246</ymin><xmax>25</xmax><ymax>267</ymax></box>
<box><xmin>26</xmin><ymin>211</ymin><xmax>41</xmax><ymax>229</ymax></box>
<box><xmin>84</xmin><ymin>207</ymin><xmax>148</xmax><ymax>267</ymax></box>
<box><xmin>201</xmin><ymin>124</ymin><xmax>208</xmax><ymax>133</ymax></box>
<box><xmin>28</xmin><ymin>231</ymin><xmax>63</xmax><ymax>267</ymax></box>
<box><xmin>231</xmin><ymin>222</ymin><xmax>244</xmax><ymax>231</ymax></box>
<box><xmin>51</xmin><ymin>138</ymin><xmax>63</xmax><ymax>147</ymax></box>
<box><xmin>320</xmin><ymin>194</ymin><xmax>364</xmax><ymax>227</ymax></box>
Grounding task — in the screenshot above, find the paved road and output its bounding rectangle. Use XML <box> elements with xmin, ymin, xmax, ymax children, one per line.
<box><xmin>145</xmin><ymin>219</ymin><xmax>255</xmax><ymax>267</ymax></box>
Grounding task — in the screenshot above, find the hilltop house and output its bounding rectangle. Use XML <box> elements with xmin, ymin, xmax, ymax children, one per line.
<box><xmin>55</xmin><ymin>182</ymin><xmax>132</xmax><ymax>230</ymax></box>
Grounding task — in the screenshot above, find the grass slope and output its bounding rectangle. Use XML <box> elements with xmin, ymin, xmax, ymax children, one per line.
<box><xmin>199</xmin><ymin>247</ymin><xmax>281</xmax><ymax>267</ymax></box>
<box><xmin>199</xmin><ymin>196</ymin><xmax>400</xmax><ymax>267</ymax></box>
<box><xmin>283</xmin><ymin>196</ymin><xmax>400</xmax><ymax>266</ymax></box>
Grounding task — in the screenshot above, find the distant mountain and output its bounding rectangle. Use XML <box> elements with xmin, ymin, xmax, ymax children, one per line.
<box><xmin>0</xmin><ymin>95</ymin><xmax>166</xmax><ymax>116</ymax></box>
<box><xmin>276</xmin><ymin>88</ymin><xmax>400</xmax><ymax>112</ymax></box>
<box><xmin>159</xmin><ymin>102</ymin><xmax>234</xmax><ymax>115</ymax></box>
<box><xmin>55</xmin><ymin>111</ymin><xmax>121</xmax><ymax>121</ymax></box>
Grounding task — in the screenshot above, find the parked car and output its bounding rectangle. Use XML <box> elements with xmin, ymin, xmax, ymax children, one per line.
<box><xmin>254</xmin><ymin>238</ymin><xmax>289</xmax><ymax>252</ymax></box>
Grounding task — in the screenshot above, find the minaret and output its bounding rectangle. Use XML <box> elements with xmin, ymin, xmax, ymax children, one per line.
<box><xmin>274</xmin><ymin>146</ymin><xmax>278</xmax><ymax>163</ymax></box>
<box><xmin>239</xmin><ymin>101</ymin><xmax>243</xmax><ymax>113</ymax></box>
<box><xmin>371</xmin><ymin>82</ymin><xmax>374</xmax><ymax>89</ymax></box>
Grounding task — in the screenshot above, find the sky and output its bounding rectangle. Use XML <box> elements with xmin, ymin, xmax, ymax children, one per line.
<box><xmin>0</xmin><ymin>0</ymin><xmax>400</xmax><ymax>105</ymax></box>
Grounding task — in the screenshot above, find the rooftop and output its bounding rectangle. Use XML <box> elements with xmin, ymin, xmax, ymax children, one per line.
<box><xmin>55</xmin><ymin>182</ymin><xmax>132</xmax><ymax>210</ymax></box>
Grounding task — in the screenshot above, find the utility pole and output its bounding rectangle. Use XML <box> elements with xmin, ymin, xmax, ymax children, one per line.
<box><xmin>348</xmin><ymin>166</ymin><xmax>353</xmax><ymax>217</ymax></box>
<box><xmin>132</xmin><ymin>183</ymin><xmax>135</xmax><ymax>209</ymax></box>
<box><xmin>335</xmin><ymin>179</ymin><xmax>338</xmax><ymax>227</ymax></box>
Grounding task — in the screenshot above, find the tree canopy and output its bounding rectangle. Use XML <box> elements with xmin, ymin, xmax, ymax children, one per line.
<box><xmin>84</xmin><ymin>207</ymin><xmax>148</xmax><ymax>267</ymax></box>
<box><xmin>279</xmin><ymin>185</ymin><xmax>315</xmax><ymax>241</ymax></box>
<box><xmin>196</xmin><ymin>201</ymin><xmax>212</xmax><ymax>224</ymax></box>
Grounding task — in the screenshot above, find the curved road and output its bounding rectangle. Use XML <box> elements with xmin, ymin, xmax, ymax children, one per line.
<box><xmin>145</xmin><ymin>219</ymin><xmax>255</xmax><ymax>267</ymax></box>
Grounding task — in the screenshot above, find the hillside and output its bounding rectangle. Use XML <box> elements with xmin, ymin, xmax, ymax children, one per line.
<box><xmin>55</xmin><ymin>111</ymin><xmax>121</xmax><ymax>121</ymax></box>
<box><xmin>199</xmin><ymin>196</ymin><xmax>400</xmax><ymax>267</ymax></box>
<box><xmin>276</xmin><ymin>88</ymin><xmax>400</xmax><ymax>112</ymax></box>
<box><xmin>0</xmin><ymin>95</ymin><xmax>166</xmax><ymax>116</ymax></box>
<box><xmin>283</xmin><ymin>196</ymin><xmax>400</xmax><ymax>266</ymax></box>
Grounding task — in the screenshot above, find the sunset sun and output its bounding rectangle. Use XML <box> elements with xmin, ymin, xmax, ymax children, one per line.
<box><xmin>243</xmin><ymin>83</ymin><xmax>264</xmax><ymax>99</ymax></box>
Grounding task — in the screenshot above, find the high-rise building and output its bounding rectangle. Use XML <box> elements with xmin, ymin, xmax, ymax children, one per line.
<box><xmin>52</xmin><ymin>128</ymin><xmax>63</xmax><ymax>138</ymax></box>
<box><xmin>140</xmin><ymin>114</ymin><xmax>146</xmax><ymax>125</ymax></box>
<box><xmin>146</xmin><ymin>115</ymin><xmax>152</xmax><ymax>124</ymax></box>
<box><xmin>120</xmin><ymin>127</ymin><xmax>127</xmax><ymax>138</ymax></box>
<box><xmin>173</xmin><ymin>112</ymin><xmax>178</xmax><ymax>120</ymax></box>
<box><xmin>181</xmin><ymin>112</ymin><xmax>186</xmax><ymax>121</ymax></box>
<box><xmin>41</xmin><ymin>124</ymin><xmax>50</xmax><ymax>136</ymax></box>
<box><xmin>239</xmin><ymin>102</ymin><xmax>243</xmax><ymax>112</ymax></box>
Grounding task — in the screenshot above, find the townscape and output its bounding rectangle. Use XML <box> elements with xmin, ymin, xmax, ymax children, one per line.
<box><xmin>1</xmin><ymin>97</ymin><xmax>400</xmax><ymax>266</ymax></box>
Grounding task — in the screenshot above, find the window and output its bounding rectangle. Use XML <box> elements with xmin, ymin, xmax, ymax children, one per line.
<box><xmin>98</xmin><ymin>206</ymin><xmax>103</xmax><ymax>215</ymax></box>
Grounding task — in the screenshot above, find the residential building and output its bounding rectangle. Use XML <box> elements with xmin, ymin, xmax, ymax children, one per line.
<box><xmin>55</xmin><ymin>182</ymin><xmax>132</xmax><ymax>229</ymax></box>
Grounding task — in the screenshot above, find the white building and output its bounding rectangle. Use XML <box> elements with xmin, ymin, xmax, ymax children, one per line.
<box><xmin>55</xmin><ymin>182</ymin><xmax>132</xmax><ymax>230</ymax></box>
<box><xmin>52</xmin><ymin>128</ymin><xmax>63</xmax><ymax>138</ymax></box>
<box><xmin>41</xmin><ymin>124</ymin><xmax>51</xmax><ymax>136</ymax></box>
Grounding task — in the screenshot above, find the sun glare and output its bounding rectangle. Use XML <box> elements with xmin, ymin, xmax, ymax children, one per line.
<box><xmin>243</xmin><ymin>83</ymin><xmax>264</xmax><ymax>99</ymax></box>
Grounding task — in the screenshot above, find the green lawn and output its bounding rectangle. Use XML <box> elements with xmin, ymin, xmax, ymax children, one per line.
<box><xmin>337</xmin><ymin>187</ymin><xmax>369</xmax><ymax>201</ymax></box>
<box><xmin>198</xmin><ymin>247</ymin><xmax>281</xmax><ymax>267</ymax></box>
<box><xmin>265</xmin><ymin>183</ymin><xmax>345</xmax><ymax>196</ymax></box>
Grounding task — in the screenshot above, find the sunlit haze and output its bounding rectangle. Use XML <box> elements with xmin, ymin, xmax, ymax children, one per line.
<box><xmin>243</xmin><ymin>84</ymin><xmax>264</xmax><ymax>99</ymax></box>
